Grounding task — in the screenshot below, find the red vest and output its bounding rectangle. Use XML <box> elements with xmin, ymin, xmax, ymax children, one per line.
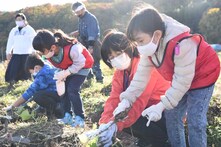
<box><xmin>150</xmin><ymin>32</ymin><xmax>220</xmax><ymax>89</ymax></box>
<box><xmin>48</xmin><ymin>44</ymin><xmax>94</xmax><ymax>70</ymax></box>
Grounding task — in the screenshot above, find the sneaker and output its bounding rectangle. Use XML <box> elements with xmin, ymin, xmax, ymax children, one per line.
<box><xmin>71</xmin><ymin>116</ymin><xmax>85</xmax><ymax>128</ymax></box>
<box><xmin>57</xmin><ymin>112</ymin><xmax>73</xmax><ymax>125</ymax></box>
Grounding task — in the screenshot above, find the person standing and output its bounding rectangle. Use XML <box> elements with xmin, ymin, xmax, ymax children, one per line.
<box><xmin>70</xmin><ymin>1</ymin><xmax>103</xmax><ymax>83</ymax></box>
<box><xmin>5</xmin><ymin>13</ymin><xmax>36</xmax><ymax>89</ymax></box>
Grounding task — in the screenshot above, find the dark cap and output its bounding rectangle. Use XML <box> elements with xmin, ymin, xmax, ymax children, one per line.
<box><xmin>15</xmin><ymin>13</ymin><xmax>26</xmax><ymax>20</ymax></box>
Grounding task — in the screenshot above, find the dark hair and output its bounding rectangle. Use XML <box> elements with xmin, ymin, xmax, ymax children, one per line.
<box><xmin>101</xmin><ymin>30</ymin><xmax>139</xmax><ymax>68</ymax></box>
<box><xmin>25</xmin><ymin>54</ymin><xmax>44</xmax><ymax>72</ymax></box>
<box><xmin>32</xmin><ymin>29</ymin><xmax>77</xmax><ymax>53</ymax></box>
<box><xmin>127</xmin><ymin>7</ymin><xmax>165</xmax><ymax>41</ymax></box>
<box><xmin>15</xmin><ymin>13</ymin><xmax>26</xmax><ymax>20</ymax></box>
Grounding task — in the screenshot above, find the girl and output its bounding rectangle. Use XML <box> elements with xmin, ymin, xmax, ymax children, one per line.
<box><xmin>32</xmin><ymin>29</ymin><xmax>94</xmax><ymax>127</ymax></box>
<box><xmin>114</xmin><ymin>6</ymin><xmax>220</xmax><ymax>147</ymax></box>
<box><xmin>5</xmin><ymin>13</ymin><xmax>36</xmax><ymax>89</ymax></box>
<box><xmin>97</xmin><ymin>31</ymin><xmax>170</xmax><ymax>147</ymax></box>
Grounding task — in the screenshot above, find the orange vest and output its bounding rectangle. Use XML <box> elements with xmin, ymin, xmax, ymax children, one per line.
<box><xmin>48</xmin><ymin>44</ymin><xmax>94</xmax><ymax>70</ymax></box>
<box><xmin>150</xmin><ymin>32</ymin><xmax>220</xmax><ymax>89</ymax></box>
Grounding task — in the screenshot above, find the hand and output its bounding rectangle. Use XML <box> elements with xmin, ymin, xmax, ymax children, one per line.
<box><xmin>142</xmin><ymin>102</ymin><xmax>165</xmax><ymax>124</ymax></box>
<box><xmin>56</xmin><ymin>80</ymin><xmax>65</xmax><ymax>96</ymax></box>
<box><xmin>97</xmin><ymin>121</ymin><xmax>117</xmax><ymax>147</ymax></box>
<box><xmin>88</xmin><ymin>46</ymin><xmax>93</xmax><ymax>54</ymax></box>
<box><xmin>2</xmin><ymin>105</ymin><xmax>13</xmax><ymax>111</ymax></box>
<box><xmin>53</xmin><ymin>69</ymin><xmax>71</xmax><ymax>81</ymax></box>
<box><xmin>6</xmin><ymin>53</ymin><xmax>12</xmax><ymax>60</ymax></box>
<box><xmin>113</xmin><ymin>99</ymin><xmax>130</xmax><ymax>117</ymax></box>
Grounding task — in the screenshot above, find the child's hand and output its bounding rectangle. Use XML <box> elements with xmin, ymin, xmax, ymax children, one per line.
<box><xmin>2</xmin><ymin>105</ymin><xmax>13</xmax><ymax>111</ymax></box>
<box><xmin>54</xmin><ymin>69</ymin><xmax>71</xmax><ymax>81</ymax></box>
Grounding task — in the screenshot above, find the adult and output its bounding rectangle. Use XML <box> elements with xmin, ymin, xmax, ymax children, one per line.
<box><xmin>70</xmin><ymin>1</ymin><xmax>103</xmax><ymax>83</ymax></box>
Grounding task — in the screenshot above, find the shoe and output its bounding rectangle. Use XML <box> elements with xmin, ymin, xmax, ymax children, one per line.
<box><xmin>57</xmin><ymin>112</ymin><xmax>73</xmax><ymax>125</ymax></box>
<box><xmin>71</xmin><ymin>116</ymin><xmax>85</xmax><ymax>128</ymax></box>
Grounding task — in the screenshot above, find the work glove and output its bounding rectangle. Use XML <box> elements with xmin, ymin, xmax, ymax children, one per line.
<box><xmin>97</xmin><ymin>121</ymin><xmax>117</xmax><ymax>147</ymax></box>
<box><xmin>113</xmin><ymin>99</ymin><xmax>130</xmax><ymax>117</ymax></box>
<box><xmin>56</xmin><ymin>80</ymin><xmax>65</xmax><ymax>96</ymax></box>
<box><xmin>53</xmin><ymin>69</ymin><xmax>71</xmax><ymax>81</ymax></box>
<box><xmin>142</xmin><ymin>102</ymin><xmax>165</xmax><ymax>126</ymax></box>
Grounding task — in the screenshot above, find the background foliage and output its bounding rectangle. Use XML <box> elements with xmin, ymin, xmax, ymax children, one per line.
<box><xmin>0</xmin><ymin>0</ymin><xmax>221</xmax><ymax>60</ymax></box>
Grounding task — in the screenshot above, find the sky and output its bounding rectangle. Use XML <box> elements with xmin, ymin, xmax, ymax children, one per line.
<box><xmin>0</xmin><ymin>0</ymin><xmax>86</xmax><ymax>12</ymax></box>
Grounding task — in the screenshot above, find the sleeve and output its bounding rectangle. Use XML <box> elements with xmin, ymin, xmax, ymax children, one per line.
<box><xmin>117</xmin><ymin>71</ymin><xmax>160</xmax><ymax>131</ymax></box>
<box><xmin>27</xmin><ymin>26</ymin><xmax>37</xmax><ymax>52</ymax></box>
<box><xmin>67</xmin><ymin>44</ymin><xmax>86</xmax><ymax>74</ymax></box>
<box><xmin>22</xmin><ymin>75</ymin><xmax>49</xmax><ymax>101</ymax></box>
<box><xmin>99</xmin><ymin>71</ymin><xmax>123</xmax><ymax>125</ymax></box>
<box><xmin>6</xmin><ymin>28</ymin><xmax>15</xmax><ymax>55</ymax></box>
<box><xmin>120</xmin><ymin>56</ymin><xmax>154</xmax><ymax>104</ymax></box>
<box><xmin>87</xmin><ymin>15</ymin><xmax>99</xmax><ymax>45</ymax></box>
<box><xmin>161</xmin><ymin>38</ymin><xmax>197</xmax><ymax>109</ymax></box>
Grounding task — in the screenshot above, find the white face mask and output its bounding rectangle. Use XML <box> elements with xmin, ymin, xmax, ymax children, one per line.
<box><xmin>44</xmin><ymin>50</ymin><xmax>54</xmax><ymax>59</ymax></box>
<box><xmin>110</xmin><ymin>53</ymin><xmax>131</xmax><ymax>70</ymax></box>
<box><xmin>32</xmin><ymin>71</ymin><xmax>38</xmax><ymax>77</ymax></box>
<box><xmin>137</xmin><ymin>34</ymin><xmax>159</xmax><ymax>57</ymax></box>
<box><xmin>15</xmin><ymin>20</ymin><xmax>25</xmax><ymax>27</ymax></box>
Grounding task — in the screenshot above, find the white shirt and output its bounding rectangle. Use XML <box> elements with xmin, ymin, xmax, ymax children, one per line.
<box><xmin>6</xmin><ymin>25</ymin><xmax>36</xmax><ymax>55</ymax></box>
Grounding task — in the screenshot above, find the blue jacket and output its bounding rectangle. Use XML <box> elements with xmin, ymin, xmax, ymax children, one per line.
<box><xmin>78</xmin><ymin>11</ymin><xmax>100</xmax><ymax>44</ymax></box>
<box><xmin>22</xmin><ymin>63</ymin><xmax>57</xmax><ymax>101</ymax></box>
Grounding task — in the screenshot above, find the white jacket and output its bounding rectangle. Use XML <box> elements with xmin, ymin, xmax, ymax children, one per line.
<box><xmin>120</xmin><ymin>14</ymin><xmax>198</xmax><ymax>110</ymax></box>
<box><xmin>6</xmin><ymin>25</ymin><xmax>36</xmax><ymax>55</ymax></box>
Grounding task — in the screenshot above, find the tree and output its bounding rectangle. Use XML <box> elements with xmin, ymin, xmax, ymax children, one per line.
<box><xmin>199</xmin><ymin>8</ymin><xmax>221</xmax><ymax>43</ymax></box>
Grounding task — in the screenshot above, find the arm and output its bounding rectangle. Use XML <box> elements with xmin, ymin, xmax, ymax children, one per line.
<box><xmin>67</xmin><ymin>44</ymin><xmax>86</xmax><ymax>74</ymax></box>
<box><xmin>6</xmin><ymin>28</ymin><xmax>15</xmax><ymax>57</ymax></box>
<box><xmin>99</xmin><ymin>71</ymin><xmax>123</xmax><ymax>124</ymax></box>
<box><xmin>27</xmin><ymin>26</ymin><xmax>37</xmax><ymax>53</ymax></box>
<box><xmin>12</xmin><ymin>97</ymin><xmax>26</xmax><ymax>107</ymax></box>
<box><xmin>86</xmin><ymin>15</ymin><xmax>99</xmax><ymax>48</ymax></box>
<box><xmin>22</xmin><ymin>75</ymin><xmax>49</xmax><ymax>101</ymax></box>
<box><xmin>161</xmin><ymin>38</ymin><xmax>197</xmax><ymax>109</ymax></box>
<box><xmin>120</xmin><ymin>56</ymin><xmax>154</xmax><ymax>104</ymax></box>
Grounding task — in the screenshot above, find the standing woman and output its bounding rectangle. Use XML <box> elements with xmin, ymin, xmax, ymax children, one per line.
<box><xmin>32</xmin><ymin>29</ymin><xmax>94</xmax><ymax>127</ymax></box>
<box><xmin>5</xmin><ymin>13</ymin><xmax>36</xmax><ymax>89</ymax></box>
<box><xmin>114</xmin><ymin>5</ymin><xmax>220</xmax><ymax>147</ymax></box>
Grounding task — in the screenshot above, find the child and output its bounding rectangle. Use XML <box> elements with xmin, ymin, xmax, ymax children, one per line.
<box><xmin>32</xmin><ymin>29</ymin><xmax>94</xmax><ymax>127</ymax></box>
<box><xmin>4</xmin><ymin>54</ymin><xmax>63</xmax><ymax>121</ymax></box>
<box><xmin>97</xmin><ymin>31</ymin><xmax>170</xmax><ymax>147</ymax></box>
<box><xmin>114</xmin><ymin>6</ymin><xmax>220</xmax><ymax>147</ymax></box>
<box><xmin>5</xmin><ymin>13</ymin><xmax>36</xmax><ymax>90</ymax></box>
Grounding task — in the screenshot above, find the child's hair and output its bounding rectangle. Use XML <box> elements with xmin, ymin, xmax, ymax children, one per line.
<box><xmin>32</xmin><ymin>29</ymin><xmax>77</xmax><ymax>53</ymax></box>
<box><xmin>127</xmin><ymin>6</ymin><xmax>165</xmax><ymax>41</ymax></box>
<box><xmin>101</xmin><ymin>29</ymin><xmax>139</xmax><ymax>68</ymax></box>
<box><xmin>25</xmin><ymin>53</ymin><xmax>44</xmax><ymax>72</ymax></box>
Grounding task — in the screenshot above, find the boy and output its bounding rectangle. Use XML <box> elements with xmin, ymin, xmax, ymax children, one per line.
<box><xmin>4</xmin><ymin>54</ymin><xmax>64</xmax><ymax>120</ymax></box>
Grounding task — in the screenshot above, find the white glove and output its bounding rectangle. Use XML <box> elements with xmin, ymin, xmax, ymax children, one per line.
<box><xmin>53</xmin><ymin>69</ymin><xmax>71</xmax><ymax>81</ymax></box>
<box><xmin>56</xmin><ymin>80</ymin><xmax>65</xmax><ymax>96</ymax></box>
<box><xmin>97</xmin><ymin>121</ymin><xmax>117</xmax><ymax>147</ymax></box>
<box><xmin>113</xmin><ymin>99</ymin><xmax>130</xmax><ymax>116</ymax></box>
<box><xmin>142</xmin><ymin>102</ymin><xmax>165</xmax><ymax>124</ymax></box>
<box><xmin>2</xmin><ymin>105</ymin><xmax>13</xmax><ymax>111</ymax></box>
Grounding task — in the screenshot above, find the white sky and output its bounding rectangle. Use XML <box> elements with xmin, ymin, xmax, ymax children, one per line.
<box><xmin>0</xmin><ymin>0</ymin><xmax>86</xmax><ymax>12</ymax></box>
